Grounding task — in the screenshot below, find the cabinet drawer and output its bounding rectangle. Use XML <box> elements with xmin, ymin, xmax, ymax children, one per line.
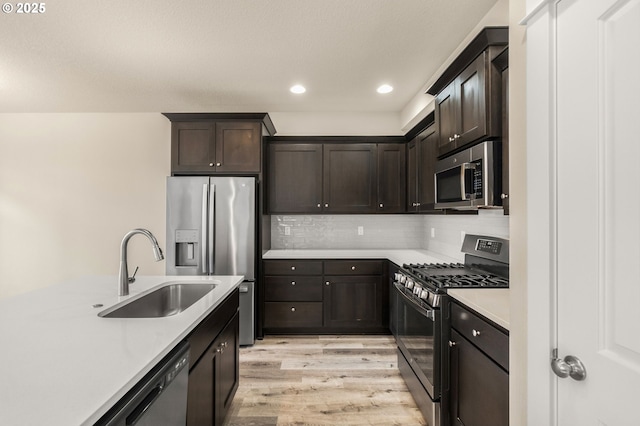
<box><xmin>324</xmin><ymin>260</ymin><xmax>384</xmax><ymax>275</ymax></box>
<box><xmin>263</xmin><ymin>260</ymin><xmax>323</xmax><ymax>275</ymax></box>
<box><xmin>264</xmin><ymin>302</ymin><xmax>323</xmax><ymax>328</ymax></box>
<box><xmin>187</xmin><ymin>289</ymin><xmax>239</xmax><ymax>368</ymax></box>
<box><xmin>451</xmin><ymin>302</ymin><xmax>509</xmax><ymax>371</ymax></box>
<box><xmin>264</xmin><ymin>276</ymin><xmax>323</xmax><ymax>301</ymax></box>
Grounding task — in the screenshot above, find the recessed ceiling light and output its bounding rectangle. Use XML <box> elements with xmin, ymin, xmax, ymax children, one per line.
<box><xmin>290</xmin><ymin>84</ymin><xmax>306</xmax><ymax>94</ymax></box>
<box><xmin>377</xmin><ymin>84</ymin><xmax>393</xmax><ymax>94</ymax></box>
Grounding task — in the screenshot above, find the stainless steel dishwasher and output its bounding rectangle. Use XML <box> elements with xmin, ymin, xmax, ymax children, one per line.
<box><xmin>98</xmin><ymin>342</ymin><xmax>190</xmax><ymax>426</ymax></box>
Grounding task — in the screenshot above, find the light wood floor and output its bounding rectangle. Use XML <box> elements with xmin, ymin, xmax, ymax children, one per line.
<box><xmin>223</xmin><ymin>335</ymin><xmax>427</xmax><ymax>426</ymax></box>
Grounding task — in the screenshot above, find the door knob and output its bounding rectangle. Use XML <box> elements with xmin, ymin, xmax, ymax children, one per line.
<box><xmin>551</xmin><ymin>349</ymin><xmax>587</xmax><ymax>381</ymax></box>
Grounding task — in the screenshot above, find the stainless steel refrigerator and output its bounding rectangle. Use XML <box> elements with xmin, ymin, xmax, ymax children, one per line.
<box><xmin>166</xmin><ymin>176</ymin><xmax>256</xmax><ymax>345</ymax></box>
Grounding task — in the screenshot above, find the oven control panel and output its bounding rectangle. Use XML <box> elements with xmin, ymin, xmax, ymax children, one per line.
<box><xmin>476</xmin><ymin>239</ymin><xmax>502</xmax><ymax>255</ymax></box>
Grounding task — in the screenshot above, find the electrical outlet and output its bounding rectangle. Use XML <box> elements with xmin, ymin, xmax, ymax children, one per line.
<box><xmin>284</xmin><ymin>226</ymin><xmax>291</xmax><ymax>236</ymax></box>
<box><xmin>431</xmin><ymin>227</ymin><xmax>436</xmax><ymax>238</ymax></box>
<box><xmin>357</xmin><ymin>226</ymin><xmax>364</xmax><ymax>236</ymax></box>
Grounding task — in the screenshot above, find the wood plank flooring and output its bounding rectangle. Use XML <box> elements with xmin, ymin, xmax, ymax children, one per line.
<box><xmin>223</xmin><ymin>335</ymin><xmax>426</xmax><ymax>426</ymax></box>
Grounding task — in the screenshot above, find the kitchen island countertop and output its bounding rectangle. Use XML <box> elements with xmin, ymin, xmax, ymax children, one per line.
<box><xmin>0</xmin><ymin>274</ymin><xmax>243</xmax><ymax>426</ymax></box>
<box><xmin>263</xmin><ymin>249</ymin><xmax>510</xmax><ymax>330</ymax></box>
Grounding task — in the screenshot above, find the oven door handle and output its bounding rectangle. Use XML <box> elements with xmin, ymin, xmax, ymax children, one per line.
<box><xmin>394</xmin><ymin>282</ymin><xmax>435</xmax><ymax>321</ymax></box>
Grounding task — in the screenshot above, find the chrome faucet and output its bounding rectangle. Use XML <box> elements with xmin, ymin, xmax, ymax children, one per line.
<box><xmin>119</xmin><ymin>228</ymin><xmax>164</xmax><ymax>296</ymax></box>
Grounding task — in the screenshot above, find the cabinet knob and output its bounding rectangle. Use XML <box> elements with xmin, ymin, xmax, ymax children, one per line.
<box><xmin>291</xmin><ymin>281</ymin><xmax>296</xmax><ymax>285</ymax></box>
<box><xmin>449</xmin><ymin>136</ymin><xmax>455</xmax><ymax>142</ymax></box>
<box><xmin>379</xmin><ymin>203</ymin><xmax>383</xmax><ymax>208</ymax></box>
<box><xmin>317</xmin><ymin>203</ymin><xmax>321</xmax><ymax>208</ymax></box>
<box><xmin>209</xmin><ymin>163</ymin><xmax>214</xmax><ymax>167</ymax></box>
<box><xmin>351</xmin><ymin>266</ymin><xmax>356</xmax><ymax>271</ymax></box>
<box><xmin>448</xmin><ymin>341</ymin><xmax>457</xmax><ymax>347</ymax></box>
<box><xmin>291</xmin><ymin>307</ymin><xmax>296</xmax><ymax>312</ymax></box>
<box><xmin>501</xmin><ymin>193</ymin><xmax>509</xmax><ymax>200</ymax></box>
<box><xmin>216</xmin><ymin>162</ymin><xmax>222</xmax><ymax>167</ymax></box>
<box><xmin>472</xmin><ymin>329</ymin><xmax>481</xmax><ymax>337</ymax></box>
<box><xmin>291</xmin><ymin>266</ymin><xmax>296</xmax><ymax>271</ymax></box>
<box><xmin>324</xmin><ymin>203</ymin><xmax>329</xmax><ymax>208</ymax></box>
<box><xmin>454</xmin><ymin>133</ymin><xmax>460</xmax><ymax>139</ymax></box>
<box><xmin>325</xmin><ymin>281</ymin><xmax>330</xmax><ymax>286</ymax></box>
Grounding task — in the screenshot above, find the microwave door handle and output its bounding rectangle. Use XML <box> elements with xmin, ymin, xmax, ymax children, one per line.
<box><xmin>460</xmin><ymin>162</ymin><xmax>476</xmax><ymax>200</ymax></box>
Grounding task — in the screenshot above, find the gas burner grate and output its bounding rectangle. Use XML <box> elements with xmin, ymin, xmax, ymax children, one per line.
<box><xmin>427</xmin><ymin>274</ymin><xmax>509</xmax><ymax>289</ymax></box>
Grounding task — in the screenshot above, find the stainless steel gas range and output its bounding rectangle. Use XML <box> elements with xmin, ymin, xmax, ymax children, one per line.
<box><xmin>391</xmin><ymin>234</ymin><xmax>509</xmax><ymax>426</ymax></box>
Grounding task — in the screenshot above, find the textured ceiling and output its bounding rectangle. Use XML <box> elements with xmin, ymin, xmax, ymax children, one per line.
<box><xmin>0</xmin><ymin>0</ymin><xmax>498</xmax><ymax>113</ymax></box>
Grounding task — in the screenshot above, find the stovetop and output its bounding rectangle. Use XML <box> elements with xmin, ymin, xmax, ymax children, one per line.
<box><xmin>402</xmin><ymin>262</ymin><xmax>509</xmax><ymax>289</ymax></box>
<box><xmin>394</xmin><ymin>235</ymin><xmax>510</xmax><ymax>308</ymax></box>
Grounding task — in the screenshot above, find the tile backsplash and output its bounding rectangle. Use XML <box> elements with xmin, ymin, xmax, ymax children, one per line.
<box><xmin>271</xmin><ymin>215</ymin><xmax>425</xmax><ymax>249</ymax></box>
<box><xmin>271</xmin><ymin>210</ymin><xmax>509</xmax><ymax>260</ymax></box>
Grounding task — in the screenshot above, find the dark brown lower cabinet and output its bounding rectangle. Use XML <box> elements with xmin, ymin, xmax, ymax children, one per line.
<box><xmin>447</xmin><ymin>300</ymin><xmax>509</xmax><ymax>426</ymax></box>
<box><xmin>323</xmin><ymin>275</ymin><xmax>383</xmax><ymax>329</ymax></box>
<box><xmin>262</xmin><ymin>259</ymin><xmax>387</xmax><ymax>334</ymax></box>
<box><xmin>187</xmin><ymin>292</ymin><xmax>239</xmax><ymax>426</ymax></box>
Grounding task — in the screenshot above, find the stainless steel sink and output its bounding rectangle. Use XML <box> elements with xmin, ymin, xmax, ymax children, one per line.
<box><xmin>99</xmin><ymin>283</ymin><xmax>217</xmax><ymax>318</ymax></box>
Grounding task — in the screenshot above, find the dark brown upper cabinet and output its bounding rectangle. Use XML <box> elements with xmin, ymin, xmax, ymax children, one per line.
<box><xmin>323</xmin><ymin>143</ymin><xmax>377</xmax><ymax>213</ymax></box>
<box><xmin>428</xmin><ymin>27</ymin><xmax>507</xmax><ymax>158</ymax></box>
<box><xmin>407</xmin><ymin>124</ymin><xmax>439</xmax><ymax>213</ymax></box>
<box><xmin>266</xmin><ymin>137</ymin><xmax>406</xmax><ymax>214</ymax></box>
<box><xmin>163</xmin><ymin>113</ymin><xmax>275</xmax><ymax>175</ymax></box>
<box><xmin>268</xmin><ymin>143</ymin><xmax>323</xmax><ymax>213</ymax></box>
<box><xmin>377</xmin><ymin>144</ymin><xmax>406</xmax><ymax>213</ymax></box>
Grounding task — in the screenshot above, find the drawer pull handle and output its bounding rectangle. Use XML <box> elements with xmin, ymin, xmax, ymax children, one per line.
<box><xmin>351</xmin><ymin>266</ymin><xmax>356</xmax><ymax>271</ymax></box>
<box><xmin>472</xmin><ymin>329</ymin><xmax>481</xmax><ymax>337</ymax></box>
<box><xmin>291</xmin><ymin>281</ymin><xmax>296</xmax><ymax>285</ymax></box>
<box><xmin>448</xmin><ymin>341</ymin><xmax>456</xmax><ymax>347</ymax></box>
<box><xmin>291</xmin><ymin>307</ymin><xmax>296</xmax><ymax>312</ymax></box>
<box><xmin>291</xmin><ymin>266</ymin><xmax>296</xmax><ymax>271</ymax></box>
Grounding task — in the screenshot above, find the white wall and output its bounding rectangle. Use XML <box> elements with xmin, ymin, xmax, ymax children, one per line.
<box><xmin>0</xmin><ymin>114</ymin><xmax>171</xmax><ymax>299</ymax></box>
<box><xmin>269</xmin><ymin>111</ymin><xmax>403</xmax><ymax>136</ymax></box>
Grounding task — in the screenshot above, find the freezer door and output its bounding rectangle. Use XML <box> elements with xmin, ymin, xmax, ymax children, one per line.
<box><xmin>209</xmin><ymin>177</ymin><xmax>256</xmax><ymax>280</ymax></box>
<box><xmin>166</xmin><ymin>176</ymin><xmax>210</xmax><ymax>275</ymax></box>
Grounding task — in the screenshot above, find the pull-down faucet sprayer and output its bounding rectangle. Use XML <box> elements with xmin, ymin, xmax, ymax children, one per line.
<box><xmin>118</xmin><ymin>228</ymin><xmax>164</xmax><ymax>296</ymax></box>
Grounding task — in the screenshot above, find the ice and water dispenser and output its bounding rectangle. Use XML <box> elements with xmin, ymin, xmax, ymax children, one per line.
<box><xmin>173</xmin><ymin>230</ymin><xmax>200</xmax><ymax>270</ymax></box>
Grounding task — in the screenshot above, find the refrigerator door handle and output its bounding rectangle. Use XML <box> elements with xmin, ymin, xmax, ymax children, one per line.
<box><xmin>201</xmin><ymin>184</ymin><xmax>208</xmax><ymax>274</ymax></box>
<box><xmin>208</xmin><ymin>183</ymin><xmax>216</xmax><ymax>275</ymax></box>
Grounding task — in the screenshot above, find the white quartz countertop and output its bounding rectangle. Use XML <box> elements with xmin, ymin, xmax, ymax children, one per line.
<box><xmin>0</xmin><ymin>274</ymin><xmax>243</xmax><ymax>426</ymax></box>
<box><xmin>263</xmin><ymin>249</ymin><xmax>510</xmax><ymax>330</ymax></box>
<box><xmin>263</xmin><ymin>248</ymin><xmax>460</xmax><ymax>267</ymax></box>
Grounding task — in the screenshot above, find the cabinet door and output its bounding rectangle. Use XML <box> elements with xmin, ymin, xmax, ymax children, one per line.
<box><xmin>187</xmin><ymin>340</ymin><xmax>215</xmax><ymax>426</ymax></box>
<box><xmin>172</xmin><ymin>122</ymin><xmax>216</xmax><ymax>173</ymax></box>
<box><xmin>449</xmin><ymin>329</ymin><xmax>508</xmax><ymax>426</ymax></box>
<box><xmin>215</xmin><ymin>122</ymin><xmax>262</xmax><ymax>173</ymax></box>
<box><xmin>268</xmin><ymin>144</ymin><xmax>323</xmax><ymax>213</ymax></box>
<box><xmin>406</xmin><ymin>139</ymin><xmax>418</xmax><ymax>212</ymax></box>
<box><xmin>377</xmin><ymin>144</ymin><xmax>406</xmax><ymax>213</ymax></box>
<box><xmin>455</xmin><ymin>52</ymin><xmax>487</xmax><ymax>147</ymax></box>
<box><xmin>323</xmin><ymin>275</ymin><xmax>383</xmax><ymax>329</ymax></box>
<box><xmin>214</xmin><ymin>312</ymin><xmax>239</xmax><ymax>426</ymax></box>
<box><xmin>417</xmin><ymin>127</ymin><xmax>438</xmax><ymax>212</ymax></box>
<box><xmin>435</xmin><ymin>83</ymin><xmax>458</xmax><ymax>156</ymax></box>
<box><xmin>323</xmin><ymin>144</ymin><xmax>377</xmax><ymax>213</ymax></box>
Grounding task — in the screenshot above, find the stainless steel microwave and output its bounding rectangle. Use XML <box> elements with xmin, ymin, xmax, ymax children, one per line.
<box><xmin>434</xmin><ymin>140</ymin><xmax>501</xmax><ymax>210</ymax></box>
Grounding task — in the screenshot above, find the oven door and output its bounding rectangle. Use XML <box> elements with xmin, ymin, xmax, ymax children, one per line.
<box><xmin>394</xmin><ymin>282</ymin><xmax>441</xmax><ymax>399</ymax></box>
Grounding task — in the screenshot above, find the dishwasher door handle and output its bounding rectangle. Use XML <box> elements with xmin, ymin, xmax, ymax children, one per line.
<box><xmin>125</xmin><ymin>383</ymin><xmax>164</xmax><ymax>426</ymax></box>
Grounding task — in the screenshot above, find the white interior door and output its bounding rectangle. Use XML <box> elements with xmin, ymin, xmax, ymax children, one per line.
<box><xmin>556</xmin><ymin>0</ymin><xmax>640</xmax><ymax>423</ymax></box>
